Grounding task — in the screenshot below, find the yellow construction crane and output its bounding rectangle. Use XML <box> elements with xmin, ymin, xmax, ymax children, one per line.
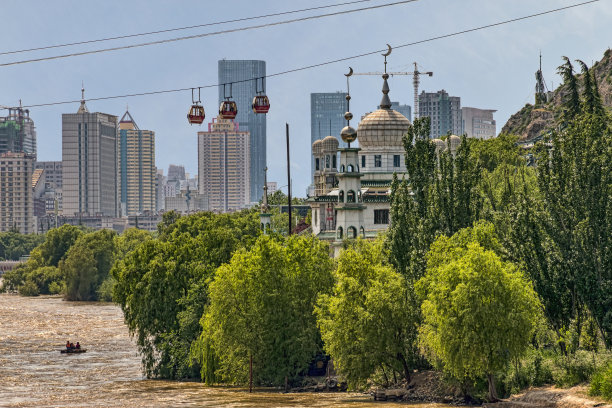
<box><xmin>353</xmin><ymin>61</ymin><xmax>433</xmax><ymax>120</ymax></box>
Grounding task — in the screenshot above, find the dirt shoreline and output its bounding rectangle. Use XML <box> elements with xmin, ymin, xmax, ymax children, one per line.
<box><xmin>484</xmin><ymin>386</ymin><xmax>612</xmax><ymax>408</ymax></box>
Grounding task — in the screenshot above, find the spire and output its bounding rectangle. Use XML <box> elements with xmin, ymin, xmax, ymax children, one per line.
<box><xmin>77</xmin><ymin>82</ymin><xmax>89</xmax><ymax>114</ymax></box>
<box><xmin>380</xmin><ymin>73</ymin><xmax>391</xmax><ymax>109</ymax></box>
<box><xmin>261</xmin><ymin>167</ymin><xmax>269</xmax><ymax>213</ymax></box>
<box><xmin>119</xmin><ymin>108</ymin><xmax>139</xmax><ymax>130</ymax></box>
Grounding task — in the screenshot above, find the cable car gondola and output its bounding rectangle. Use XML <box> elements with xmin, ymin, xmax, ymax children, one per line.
<box><xmin>187</xmin><ymin>88</ymin><xmax>205</xmax><ymax>125</ymax></box>
<box><xmin>219</xmin><ymin>83</ymin><xmax>238</xmax><ymax>120</ymax></box>
<box><xmin>252</xmin><ymin>77</ymin><xmax>270</xmax><ymax>114</ymax></box>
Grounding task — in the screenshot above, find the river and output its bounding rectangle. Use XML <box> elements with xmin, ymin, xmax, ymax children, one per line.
<box><xmin>0</xmin><ymin>294</ymin><xmax>449</xmax><ymax>407</ymax></box>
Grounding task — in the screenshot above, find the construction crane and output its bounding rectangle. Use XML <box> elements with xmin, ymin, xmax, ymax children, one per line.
<box><xmin>353</xmin><ymin>62</ymin><xmax>433</xmax><ymax>119</ymax></box>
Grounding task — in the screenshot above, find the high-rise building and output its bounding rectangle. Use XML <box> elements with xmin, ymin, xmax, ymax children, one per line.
<box><xmin>0</xmin><ymin>107</ymin><xmax>37</xmax><ymax>159</ymax></box>
<box><xmin>156</xmin><ymin>169</ymin><xmax>164</xmax><ymax>212</ymax></box>
<box><xmin>0</xmin><ymin>152</ymin><xmax>34</xmax><ymax>233</ymax></box>
<box><xmin>198</xmin><ymin>117</ymin><xmax>250</xmax><ymax>213</ymax></box>
<box><xmin>167</xmin><ymin>164</ymin><xmax>186</xmax><ymax>183</ymax></box>
<box><xmin>35</xmin><ymin>161</ymin><xmax>62</xmax><ymax>189</ymax></box>
<box><xmin>62</xmin><ymin>89</ymin><xmax>118</xmax><ymax>217</ymax></box>
<box><xmin>390</xmin><ymin>102</ymin><xmax>411</xmax><ymax>122</ymax></box>
<box><xmin>310</xmin><ymin>92</ymin><xmax>348</xmax><ymax>180</ymax></box>
<box><xmin>418</xmin><ymin>90</ymin><xmax>462</xmax><ymax>139</ymax></box>
<box><xmin>118</xmin><ymin>110</ymin><xmax>156</xmax><ymax>216</ymax></box>
<box><xmin>461</xmin><ymin>107</ymin><xmax>497</xmax><ymax>139</ymax></box>
<box><xmin>218</xmin><ymin>60</ymin><xmax>266</xmax><ymax>202</ymax></box>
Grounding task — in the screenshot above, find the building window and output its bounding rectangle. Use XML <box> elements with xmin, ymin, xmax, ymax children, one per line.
<box><xmin>332</xmin><ymin>155</ymin><xmax>337</xmax><ymax>169</ymax></box>
<box><xmin>361</xmin><ymin>155</ymin><xmax>366</xmax><ymax>168</ymax></box>
<box><xmin>314</xmin><ymin>209</ymin><xmax>317</xmax><ymax>225</ymax></box>
<box><xmin>374</xmin><ymin>209</ymin><xmax>389</xmax><ymax>224</ymax></box>
<box><xmin>374</xmin><ymin>155</ymin><xmax>382</xmax><ymax>167</ymax></box>
<box><xmin>360</xmin><ymin>226</ymin><xmax>365</xmax><ymax>238</ymax></box>
<box><xmin>337</xmin><ymin>227</ymin><xmax>343</xmax><ymax>239</ymax></box>
<box><xmin>338</xmin><ymin>190</ymin><xmax>344</xmax><ymax>203</ymax></box>
<box><xmin>393</xmin><ymin>155</ymin><xmax>400</xmax><ymax>167</ymax></box>
<box><xmin>347</xmin><ymin>164</ymin><xmax>354</xmax><ymax>172</ymax></box>
<box><xmin>347</xmin><ymin>226</ymin><xmax>357</xmax><ymax>239</ymax></box>
<box><xmin>315</xmin><ymin>158</ymin><xmax>320</xmax><ymax>171</ymax></box>
<box><xmin>347</xmin><ymin>190</ymin><xmax>356</xmax><ymax>203</ymax></box>
<box><xmin>326</xmin><ymin>155</ymin><xmax>330</xmax><ymax>168</ymax></box>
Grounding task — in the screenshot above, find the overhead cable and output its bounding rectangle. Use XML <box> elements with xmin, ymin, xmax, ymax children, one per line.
<box><xmin>0</xmin><ymin>0</ymin><xmax>374</xmax><ymax>56</ymax></box>
<box><xmin>17</xmin><ymin>0</ymin><xmax>600</xmax><ymax>109</ymax></box>
<box><xmin>0</xmin><ymin>0</ymin><xmax>419</xmax><ymax>67</ymax></box>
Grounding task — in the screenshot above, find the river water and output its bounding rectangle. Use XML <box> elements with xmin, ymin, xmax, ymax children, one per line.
<box><xmin>0</xmin><ymin>294</ymin><xmax>449</xmax><ymax>407</ymax></box>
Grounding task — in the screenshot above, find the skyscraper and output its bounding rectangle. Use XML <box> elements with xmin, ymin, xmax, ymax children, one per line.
<box><xmin>0</xmin><ymin>107</ymin><xmax>37</xmax><ymax>160</ymax></box>
<box><xmin>310</xmin><ymin>92</ymin><xmax>348</xmax><ymax>180</ymax></box>
<box><xmin>218</xmin><ymin>60</ymin><xmax>265</xmax><ymax>203</ymax></box>
<box><xmin>390</xmin><ymin>102</ymin><xmax>411</xmax><ymax>122</ymax></box>
<box><xmin>118</xmin><ymin>110</ymin><xmax>156</xmax><ymax>216</ymax></box>
<box><xmin>0</xmin><ymin>152</ymin><xmax>34</xmax><ymax>233</ymax></box>
<box><xmin>418</xmin><ymin>90</ymin><xmax>462</xmax><ymax>139</ymax></box>
<box><xmin>198</xmin><ymin>117</ymin><xmax>250</xmax><ymax>213</ymax></box>
<box><xmin>62</xmin><ymin>89</ymin><xmax>118</xmax><ymax>217</ymax></box>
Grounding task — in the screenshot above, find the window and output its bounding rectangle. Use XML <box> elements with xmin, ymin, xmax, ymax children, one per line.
<box><xmin>374</xmin><ymin>155</ymin><xmax>382</xmax><ymax>167</ymax></box>
<box><xmin>347</xmin><ymin>164</ymin><xmax>354</xmax><ymax>172</ymax></box>
<box><xmin>347</xmin><ymin>190</ymin><xmax>356</xmax><ymax>203</ymax></box>
<box><xmin>360</xmin><ymin>226</ymin><xmax>365</xmax><ymax>238</ymax></box>
<box><xmin>393</xmin><ymin>155</ymin><xmax>400</xmax><ymax>167</ymax></box>
<box><xmin>315</xmin><ymin>158</ymin><xmax>320</xmax><ymax>171</ymax></box>
<box><xmin>314</xmin><ymin>210</ymin><xmax>317</xmax><ymax>225</ymax></box>
<box><xmin>338</xmin><ymin>190</ymin><xmax>344</xmax><ymax>203</ymax></box>
<box><xmin>332</xmin><ymin>155</ymin><xmax>337</xmax><ymax>169</ymax></box>
<box><xmin>361</xmin><ymin>155</ymin><xmax>366</xmax><ymax>168</ymax></box>
<box><xmin>326</xmin><ymin>155</ymin><xmax>330</xmax><ymax>168</ymax></box>
<box><xmin>337</xmin><ymin>227</ymin><xmax>343</xmax><ymax>239</ymax></box>
<box><xmin>374</xmin><ymin>209</ymin><xmax>389</xmax><ymax>224</ymax></box>
<box><xmin>347</xmin><ymin>226</ymin><xmax>357</xmax><ymax>239</ymax></box>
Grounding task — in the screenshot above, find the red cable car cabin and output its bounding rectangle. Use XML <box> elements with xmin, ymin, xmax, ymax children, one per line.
<box><xmin>187</xmin><ymin>104</ymin><xmax>205</xmax><ymax>125</ymax></box>
<box><xmin>219</xmin><ymin>100</ymin><xmax>238</xmax><ymax>120</ymax></box>
<box><xmin>252</xmin><ymin>95</ymin><xmax>270</xmax><ymax>114</ymax></box>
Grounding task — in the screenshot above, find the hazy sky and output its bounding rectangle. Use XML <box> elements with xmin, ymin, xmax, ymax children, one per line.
<box><xmin>1</xmin><ymin>0</ymin><xmax>610</xmax><ymax>196</ymax></box>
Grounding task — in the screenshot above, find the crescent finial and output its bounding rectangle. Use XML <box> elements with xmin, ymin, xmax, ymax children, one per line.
<box><xmin>345</xmin><ymin>67</ymin><xmax>353</xmax><ymax>77</ymax></box>
<box><xmin>382</xmin><ymin>44</ymin><xmax>392</xmax><ymax>57</ymax></box>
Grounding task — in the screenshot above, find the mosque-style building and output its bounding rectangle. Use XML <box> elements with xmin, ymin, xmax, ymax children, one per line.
<box><xmin>307</xmin><ymin>68</ymin><xmax>460</xmax><ymax>255</ymax></box>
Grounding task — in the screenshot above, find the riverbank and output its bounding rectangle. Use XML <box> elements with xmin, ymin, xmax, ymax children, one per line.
<box><xmin>484</xmin><ymin>386</ymin><xmax>612</xmax><ymax>408</ymax></box>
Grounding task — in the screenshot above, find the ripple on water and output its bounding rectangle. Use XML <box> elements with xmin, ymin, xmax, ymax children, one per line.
<box><xmin>0</xmin><ymin>294</ymin><xmax>453</xmax><ymax>408</ymax></box>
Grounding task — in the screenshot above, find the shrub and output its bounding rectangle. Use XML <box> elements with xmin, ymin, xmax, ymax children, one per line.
<box><xmin>590</xmin><ymin>361</ymin><xmax>612</xmax><ymax>401</ymax></box>
<box><xmin>18</xmin><ymin>280</ymin><xmax>39</xmax><ymax>296</ymax></box>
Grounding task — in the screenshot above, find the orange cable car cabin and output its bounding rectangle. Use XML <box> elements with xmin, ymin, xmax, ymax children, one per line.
<box><xmin>219</xmin><ymin>100</ymin><xmax>238</xmax><ymax>120</ymax></box>
<box><xmin>187</xmin><ymin>104</ymin><xmax>205</xmax><ymax>125</ymax></box>
<box><xmin>252</xmin><ymin>95</ymin><xmax>270</xmax><ymax>114</ymax></box>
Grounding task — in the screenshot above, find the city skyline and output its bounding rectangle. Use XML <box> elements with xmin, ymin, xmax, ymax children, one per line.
<box><xmin>1</xmin><ymin>1</ymin><xmax>611</xmax><ymax>196</ymax></box>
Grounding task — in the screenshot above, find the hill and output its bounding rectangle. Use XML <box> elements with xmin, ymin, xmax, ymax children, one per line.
<box><xmin>502</xmin><ymin>48</ymin><xmax>612</xmax><ymax>142</ymax></box>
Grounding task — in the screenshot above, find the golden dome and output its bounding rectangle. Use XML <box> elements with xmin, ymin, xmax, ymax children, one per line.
<box><xmin>357</xmin><ymin>108</ymin><xmax>411</xmax><ymax>149</ymax></box>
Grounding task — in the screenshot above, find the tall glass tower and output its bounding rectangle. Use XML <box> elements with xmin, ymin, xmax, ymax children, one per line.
<box><xmin>218</xmin><ymin>60</ymin><xmax>266</xmax><ymax>203</ymax></box>
<box><xmin>310</xmin><ymin>92</ymin><xmax>347</xmax><ymax>181</ymax></box>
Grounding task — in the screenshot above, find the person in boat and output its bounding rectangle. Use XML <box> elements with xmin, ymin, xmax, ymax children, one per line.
<box><xmin>75</xmin><ymin>342</ymin><xmax>80</xmax><ymax>349</ymax></box>
<box><xmin>69</xmin><ymin>342</ymin><xmax>75</xmax><ymax>349</ymax></box>
<box><xmin>66</xmin><ymin>341</ymin><xmax>72</xmax><ymax>349</ymax></box>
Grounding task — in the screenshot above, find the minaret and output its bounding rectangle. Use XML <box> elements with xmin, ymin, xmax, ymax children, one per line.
<box><xmin>333</xmin><ymin>68</ymin><xmax>365</xmax><ymax>255</ymax></box>
<box><xmin>260</xmin><ymin>167</ymin><xmax>271</xmax><ymax>234</ymax></box>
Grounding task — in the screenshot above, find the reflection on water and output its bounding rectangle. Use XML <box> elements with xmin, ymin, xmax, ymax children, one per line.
<box><xmin>0</xmin><ymin>294</ymin><xmax>448</xmax><ymax>407</ymax></box>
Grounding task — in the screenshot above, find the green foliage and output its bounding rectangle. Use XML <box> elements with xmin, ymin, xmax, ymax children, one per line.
<box><xmin>113</xmin><ymin>210</ymin><xmax>260</xmax><ymax>379</ymax></box>
<box><xmin>263</xmin><ymin>190</ymin><xmax>304</xmax><ymax>206</ymax></box>
<box><xmin>467</xmin><ymin>133</ymin><xmax>523</xmax><ymax>173</ymax></box>
<box><xmin>590</xmin><ymin>361</ymin><xmax>612</xmax><ymax>401</ymax></box>
<box><xmin>316</xmin><ymin>238</ymin><xmax>421</xmax><ymax>389</ymax></box>
<box><xmin>417</xmin><ymin>224</ymin><xmax>542</xmax><ymax>401</ymax></box>
<box><xmin>23</xmin><ymin>266</ymin><xmax>63</xmax><ymax>295</ymax></box>
<box><xmin>61</xmin><ymin>229</ymin><xmax>116</xmax><ymax>301</ymax></box>
<box><xmin>198</xmin><ymin>234</ymin><xmax>333</xmax><ymax>386</ymax></box>
<box><xmin>0</xmin><ymin>231</ymin><xmax>44</xmax><ymax>261</ymax></box>
<box><xmin>18</xmin><ymin>280</ymin><xmax>39</xmax><ymax>296</ymax></box>
<box><xmin>27</xmin><ymin>225</ymin><xmax>83</xmax><ymax>269</ymax></box>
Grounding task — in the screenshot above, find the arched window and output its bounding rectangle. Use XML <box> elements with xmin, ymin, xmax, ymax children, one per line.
<box><xmin>315</xmin><ymin>158</ymin><xmax>320</xmax><ymax>171</ymax></box>
<box><xmin>340</xmin><ymin>164</ymin><xmax>345</xmax><ymax>173</ymax></box>
<box><xmin>347</xmin><ymin>190</ymin><xmax>356</xmax><ymax>203</ymax></box>
<box><xmin>347</xmin><ymin>226</ymin><xmax>357</xmax><ymax>239</ymax></box>
<box><xmin>347</xmin><ymin>164</ymin><xmax>354</xmax><ymax>172</ymax></box>
<box><xmin>360</xmin><ymin>226</ymin><xmax>365</xmax><ymax>238</ymax></box>
<box><xmin>332</xmin><ymin>155</ymin><xmax>337</xmax><ymax>169</ymax></box>
<box><xmin>337</xmin><ymin>227</ymin><xmax>343</xmax><ymax>239</ymax></box>
<box><xmin>338</xmin><ymin>190</ymin><xmax>344</xmax><ymax>203</ymax></box>
<box><xmin>326</xmin><ymin>155</ymin><xmax>330</xmax><ymax>168</ymax></box>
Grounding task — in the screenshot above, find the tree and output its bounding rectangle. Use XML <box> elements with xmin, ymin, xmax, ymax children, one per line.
<box><xmin>0</xmin><ymin>231</ymin><xmax>44</xmax><ymax>261</ymax></box>
<box><xmin>112</xmin><ymin>210</ymin><xmax>260</xmax><ymax>379</ymax></box>
<box><xmin>316</xmin><ymin>238</ymin><xmax>420</xmax><ymax>388</ymax></box>
<box><xmin>62</xmin><ymin>229</ymin><xmax>116</xmax><ymax>301</ymax></box>
<box><xmin>417</xmin><ymin>224</ymin><xmax>542</xmax><ymax>401</ymax></box>
<box><xmin>196</xmin><ymin>235</ymin><xmax>333</xmax><ymax>387</ymax></box>
<box><xmin>535</xmin><ymin>59</ymin><xmax>612</xmax><ymax>347</ymax></box>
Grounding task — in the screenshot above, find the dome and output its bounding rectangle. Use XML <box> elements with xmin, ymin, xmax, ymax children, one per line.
<box><xmin>321</xmin><ymin>135</ymin><xmax>339</xmax><ymax>152</ymax></box>
<box><xmin>312</xmin><ymin>139</ymin><xmax>323</xmax><ymax>156</ymax></box>
<box><xmin>432</xmin><ymin>138</ymin><xmax>447</xmax><ymax>153</ymax></box>
<box><xmin>448</xmin><ymin>134</ymin><xmax>461</xmax><ymax>152</ymax></box>
<box><xmin>357</xmin><ymin>108</ymin><xmax>411</xmax><ymax>149</ymax></box>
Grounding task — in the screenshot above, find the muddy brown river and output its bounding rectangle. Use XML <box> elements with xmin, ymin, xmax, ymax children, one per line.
<box><xmin>0</xmin><ymin>294</ymin><xmax>449</xmax><ymax>407</ymax></box>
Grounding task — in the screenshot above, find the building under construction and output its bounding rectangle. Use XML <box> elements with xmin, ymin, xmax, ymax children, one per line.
<box><xmin>0</xmin><ymin>107</ymin><xmax>37</xmax><ymax>159</ymax></box>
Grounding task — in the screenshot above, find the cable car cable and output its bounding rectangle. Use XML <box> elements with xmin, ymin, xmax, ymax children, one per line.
<box><xmin>14</xmin><ymin>0</ymin><xmax>599</xmax><ymax>109</ymax></box>
<box><xmin>0</xmin><ymin>0</ymin><xmax>375</xmax><ymax>56</ymax></box>
<box><xmin>0</xmin><ymin>0</ymin><xmax>420</xmax><ymax>68</ymax></box>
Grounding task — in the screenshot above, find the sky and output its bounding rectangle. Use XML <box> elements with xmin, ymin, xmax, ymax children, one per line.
<box><xmin>1</xmin><ymin>0</ymin><xmax>610</xmax><ymax>196</ymax></box>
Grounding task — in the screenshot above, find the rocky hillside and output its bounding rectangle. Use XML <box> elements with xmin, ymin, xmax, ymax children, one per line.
<box><xmin>502</xmin><ymin>48</ymin><xmax>612</xmax><ymax>142</ymax></box>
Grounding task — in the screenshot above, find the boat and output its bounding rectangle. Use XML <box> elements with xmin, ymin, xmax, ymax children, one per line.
<box><xmin>60</xmin><ymin>348</ymin><xmax>87</xmax><ymax>354</ymax></box>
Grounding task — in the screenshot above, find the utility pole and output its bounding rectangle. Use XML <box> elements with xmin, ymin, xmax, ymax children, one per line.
<box><xmin>286</xmin><ymin>123</ymin><xmax>292</xmax><ymax>235</ymax></box>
